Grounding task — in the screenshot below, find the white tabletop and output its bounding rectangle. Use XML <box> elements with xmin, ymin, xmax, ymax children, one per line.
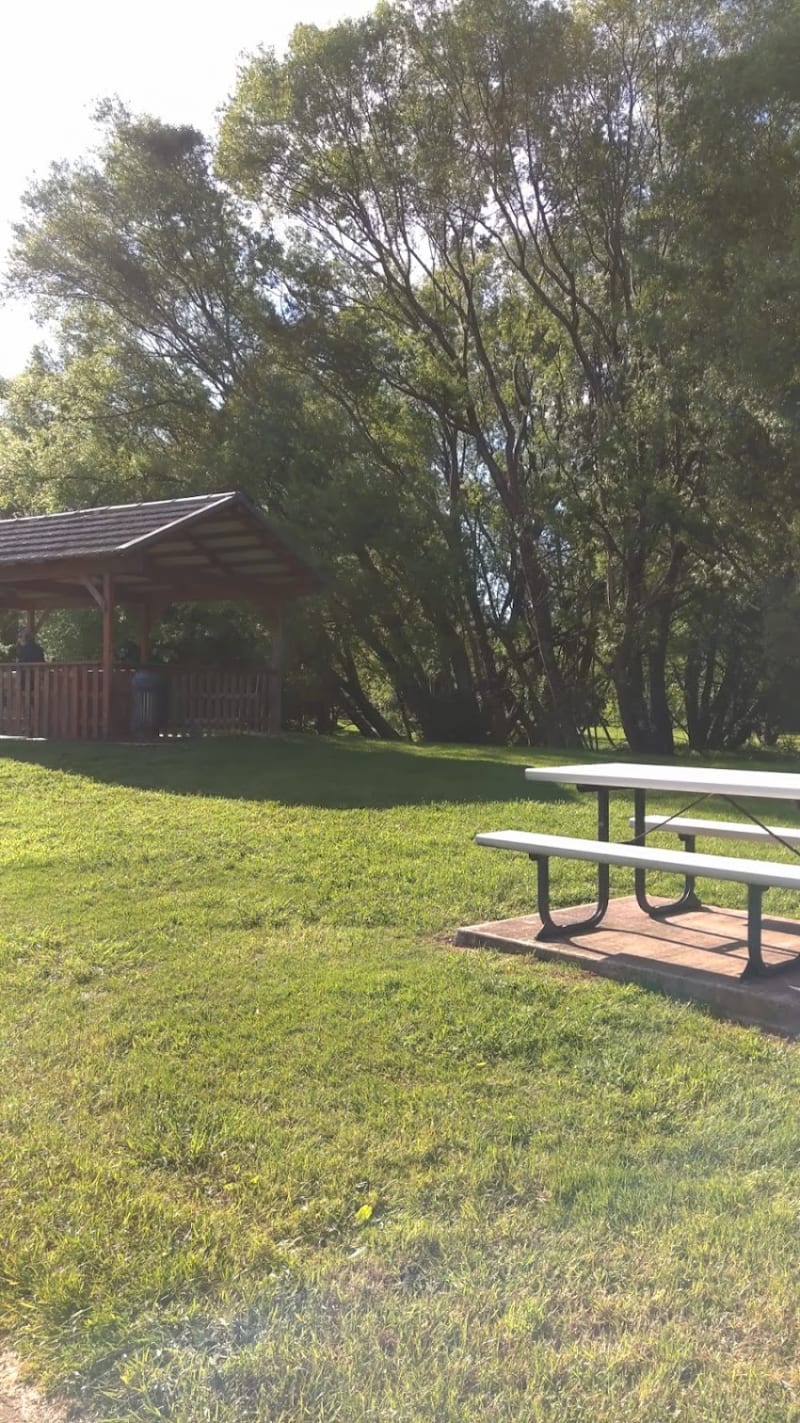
<box><xmin>524</xmin><ymin>761</ymin><xmax>800</xmax><ymax>801</ymax></box>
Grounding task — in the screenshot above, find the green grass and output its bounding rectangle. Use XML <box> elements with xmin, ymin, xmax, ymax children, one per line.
<box><xmin>3</xmin><ymin>734</ymin><xmax>800</xmax><ymax>1421</ymax></box>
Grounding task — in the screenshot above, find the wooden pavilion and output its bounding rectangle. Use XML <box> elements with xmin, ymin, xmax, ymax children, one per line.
<box><xmin>0</xmin><ymin>490</ymin><xmax>321</xmax><ymax>740</ymax></box>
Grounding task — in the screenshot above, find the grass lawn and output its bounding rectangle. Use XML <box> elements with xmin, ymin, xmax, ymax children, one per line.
<box><xmin>2</xmin><ymin>733</ymin><xmax>800</xmax><ymax>1421</ymax></box>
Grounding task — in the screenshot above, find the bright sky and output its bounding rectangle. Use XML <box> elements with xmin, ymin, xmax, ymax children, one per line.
<box><xmin>0</xmin><ymin>0</ymin><xmax>374</xmax><ymax>378</ymax></box>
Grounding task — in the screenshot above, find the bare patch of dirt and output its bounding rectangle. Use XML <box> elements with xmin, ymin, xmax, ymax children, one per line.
<box><xmin>0</xmin><ymin>1354</ymin><xmax>79</xmax><ymax>1423</ymax></box>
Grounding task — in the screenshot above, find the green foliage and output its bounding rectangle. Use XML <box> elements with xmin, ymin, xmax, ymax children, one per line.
<box><xmin>3</xmin><ymin>0</ymin><xmax>800</xmax><ymax>748</ymax></box>
<box><xmin>219</xmin><ymin>0</ymin><xmax>800</xmax><ymax>750</ymax></box>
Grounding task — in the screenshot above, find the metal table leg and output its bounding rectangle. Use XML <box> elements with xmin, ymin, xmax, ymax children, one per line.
<box><xmin>632</xmin><ymin>788</ymin><xmax>702</xmax><ymax>918</ymax></box>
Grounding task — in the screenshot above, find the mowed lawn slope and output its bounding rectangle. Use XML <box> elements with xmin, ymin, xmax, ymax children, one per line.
<box><xmin>2</xmin><ymin>735</ymin><xmax>800</xmax><ymax>1422</ymax></box>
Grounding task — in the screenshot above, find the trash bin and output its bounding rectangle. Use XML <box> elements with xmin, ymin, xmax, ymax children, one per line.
<box><xmin>131</xmin><ymin>667</ymin><xmax>167</xmax><ymax>738</ymax></box>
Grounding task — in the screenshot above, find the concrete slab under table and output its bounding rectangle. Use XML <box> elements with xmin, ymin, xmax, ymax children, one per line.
<box><xmin>456</xmin><ymin>896</ymin><xmax>800</xmax><ymax>1035</ymax></box>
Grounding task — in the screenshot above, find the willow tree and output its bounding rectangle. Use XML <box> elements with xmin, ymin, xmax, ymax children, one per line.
<box><xmin>7</xmin><ymin>1</ymin><xmax>799</xmax><ymax>748</ymax></box>
<box><xmin>218</xmin><ymin>0</ymin><xmax>797</xmax><ymax>752</ymax></box>
<box><xmin>4</xmin><ymin>108</ymin><xmax>514</xmax><ymax>739</ymax></box>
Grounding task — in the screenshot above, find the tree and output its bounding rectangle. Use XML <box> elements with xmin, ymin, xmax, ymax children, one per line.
<box><xmin>3</xmin><ymin>108</ymin><xmax>508</xmax><ymax>738</ymax></box>
<box><xmin>6</xmin><ymin>2</ymin><xmax>800</xmax><ymax>749</ymax></box>
<box><xmin>220</xmin><ymin>0</ymin><xmax>779</xmax><ymax>751</ymax></box>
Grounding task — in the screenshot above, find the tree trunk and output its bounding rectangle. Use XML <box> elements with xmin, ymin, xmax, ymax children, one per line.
<box><xmin>613</xmin><ymin>639</ymin><xmax>654</xmax><ymax>753</ymax></box>
<box><xmin>334</xmin><ymin>651</ymin><xmax>401</xmax><ymax>740</ymax></box>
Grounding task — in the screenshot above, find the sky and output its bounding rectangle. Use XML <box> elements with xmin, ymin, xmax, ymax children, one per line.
<box><xmin>0</xmin><ymin>0</ymin><xmax>374</xmax><ymax>378</ymax></box>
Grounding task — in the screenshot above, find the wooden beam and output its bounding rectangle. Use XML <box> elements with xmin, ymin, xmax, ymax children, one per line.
<box><xmin>266</xmin><ymin>604</ymin><xmax>285</xmax><ymax>737</ymax></box>
<box><xmin>182</xmin><ymin>534</ymin><xmax>231</xmax><ymax>576</ymax></box>
<box><xmin>139</xmin><ymin>603</ymin><xmax>152</xmax><ymax>664</ymax></box>
<box><xmin>195</xmin><ymin>534</ymin><xmax>264</xmax><ymax>551</ymax></box>
<box><xmin>0</xmin><ymin>594</ymin><xmax>99</xmax><ymax>611</ymax></box>
<box><xmin>102</xmin><ymin>574</ymin><xmax>115</xmax><ymax>739</ymax></box>
<box><xmin>0</xmin><ymin>579</ymin><xmax>101</xmax><ymax>603</ymax></box>
<box><xmin>82</xmin><ymin>578</ymin><xmax>106</xmax><ymax>611</ymax></box>
<box><xmin>114</xmin><ymin>577</ymin><xmax>314</xmax><ymax>606</ymax></box>
<box><xmin>0</xmin><ymin>554</ymin><xmax>150</xmax><ymax>585</ymax></box>
<box><xmin>0</xmin><ymin>546</ymin><xmax>316</xmax><ymax>602</ymax></box>
<box><xmin>147</xmin><ymin>577</ymin><xmax>313</xmax><ymax>603</ymax></box>
<box><xmin>0</xmin><ymin>577</ymin><xmax>315</xmax><ymax>613</ymax></box>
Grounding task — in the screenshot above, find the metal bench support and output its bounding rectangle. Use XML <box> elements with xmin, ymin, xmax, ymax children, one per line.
<box><xmin>530</xmin><ymin>790</ymin><xmax>611</xmax><ymax>939</ymax></box>
<box><xmin>531</xmin><ymin>853</ymin><xmax>610</xmax><ymax>939</ymax></box>
<box><xmin>740</xmin><ymin>884</ymin><xmax>797</xmax><ymax>980</ymax></box>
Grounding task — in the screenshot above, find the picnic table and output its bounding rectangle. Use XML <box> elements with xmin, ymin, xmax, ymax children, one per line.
<box><xmin>476</xmin><ymin>762</ymin><xmax>800</xmax><ymax>980</ymax></box>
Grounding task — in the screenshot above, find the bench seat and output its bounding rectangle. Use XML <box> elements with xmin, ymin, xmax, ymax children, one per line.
<box><xmin>629</xmin><ymin>815</ymin><xmax>800</xmax><ymax>846</ymax></box>
<box><xmin>476</xmin><ymin>830</ymin><xmax>800</xmax><ymax>889</ymax></box>
<box><xmin>475</xmin><ymin>830</ymin><xmax>800</xmax><ymax>978</ymax></box>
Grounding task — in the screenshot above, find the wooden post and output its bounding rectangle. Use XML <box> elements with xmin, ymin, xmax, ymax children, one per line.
<box><xmin>102</xmin><ymin>574</ymin><xmax>115</xmax><ymax>739</ymax></box>
<box><xmin>139</xmin><ymin>603</ymin><xmax>151</xmax><ymax>665</ymax></box>
<box><xmin>266</xmin><ymin>604</ymin><xmax>284</xmax><ymax>737</ymax></box>
<box><xmin>27</xmin><ymin>610</ymin><xmax>37</xmax><ymax>638</ymax></box>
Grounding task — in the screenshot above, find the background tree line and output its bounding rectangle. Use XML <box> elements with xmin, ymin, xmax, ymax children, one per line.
<box><xmin>2</xmin><ymin>0</ymin><xmax>800</xmax><ymax>751</ymax></box>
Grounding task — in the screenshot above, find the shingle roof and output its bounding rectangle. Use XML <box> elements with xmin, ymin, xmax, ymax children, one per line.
<box><xmin>0</xmin><ymin>492</ymin><xmax>236</xmax><ymax>563</ymax></box>
<box><xmin>0</xmin><ymin>491</ymin><xmax>321</xmax><ymax>609</ymax></box>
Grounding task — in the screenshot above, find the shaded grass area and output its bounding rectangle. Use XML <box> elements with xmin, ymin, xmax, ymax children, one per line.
<box><xmin>2</xmin><ymin>735</ymin><xmax>800</xmax><ymax>1420</ymax></box>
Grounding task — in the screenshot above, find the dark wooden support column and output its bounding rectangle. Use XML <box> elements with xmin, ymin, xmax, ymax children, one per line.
<box><xmin>27</xmin><ymin>609</ymin><xmax>37</xmax><ymax>637</ymax></box>
<box><xmin>102</xmin><ymin>573</ymin><xmax>115</xmax><ymax>739</ymax></box>
<box><xmin>266</xmin><ymin>604</ymin><xmax>284</xmax><ymax>737</ymax></box>
<box><xmin>139</xmin><ymin>603</ymin><xmax>152</xmax><ymax>665</ymax></box>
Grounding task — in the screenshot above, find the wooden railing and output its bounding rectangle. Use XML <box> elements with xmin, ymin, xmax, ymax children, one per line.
<box><xmin>164</xmin><ymin>668</ymin><xmax>272</xmax><ymax>735</ymax></box>
<box><xmin>0</xmin><ymin>663</ymin><xmax>119</xmax><ymax>740</ymax></box>
<box><xmin>0</xmin><ymin>664</ymin><xmax>275</xmax><ymax>740</ymax></box>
